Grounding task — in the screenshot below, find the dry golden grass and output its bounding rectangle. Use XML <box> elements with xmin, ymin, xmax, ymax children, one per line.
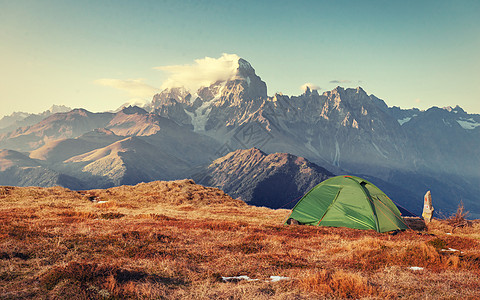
<box><xmin>1</xmin><ymin>180</ymin><xmax>479</xmax><ymax>299</ymax></box>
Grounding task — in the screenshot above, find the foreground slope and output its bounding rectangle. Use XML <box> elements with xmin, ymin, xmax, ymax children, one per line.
<box><xmin>1</xmin><ymin>182</ymin><xmax>479</xmax><ymax>299</ymax></box>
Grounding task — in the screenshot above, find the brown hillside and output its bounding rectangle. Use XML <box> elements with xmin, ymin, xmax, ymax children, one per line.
<box><xmin>1</xmin><ymin>181</ymin><xmax>479</xmax><ymax>299</ymax></box>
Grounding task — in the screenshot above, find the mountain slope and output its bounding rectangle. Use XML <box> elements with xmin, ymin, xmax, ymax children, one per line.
<box><xmin>29</xmin><ymin>128</ymin><xmax>123</xmax><ymax>163</ymax></box>
<box><xmin>63</xmin><ymin>136</ymin><xmax>191</xmax><ymax>188</ymax></box>
<box><xmin>0</xmin><ymin>109</ymin><xmax>114</xmax><ymax>152</ymax></box>
<box><xmin>195</xmin><ymin>148</ymin><xmax>334</xmax><ymax>208</ymax></box>
<box><xmin>0</xmin><ymin>149</ymin><xmax>82</xmax><ymax>188</ymax></box>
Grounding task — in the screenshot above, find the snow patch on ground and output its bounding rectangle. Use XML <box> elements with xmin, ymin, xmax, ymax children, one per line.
<box><xmin>397</xmin><ymin>114</ymin><xmax>417</xmax><ymax>125</ymax></box>
<box><xmin>222</xmin><ymin>275</ymin><xmax>258</xmax><ymax>282</ymax></box>
<box><xmin>409</xmin><ymin>266</ymin><xmax>424</xmax><ymax>271</ymax></box>
<box><xmin>269</xmin><ymin>276</ymin><xmax>290</xmax><ymax>282</ymax></box>
<box><xmin>441</xmin><ymin>248</ymin><xmax>462</xmax><ymax>253</ymax></box>
<box><xmin>305</xmin><ymin>136</ymin><xmax>320</xmax><ymax>156</ymax></box>
<box><xmin>457</xmin><ymin>118</ymin><xmax>480</xmax><ymax>130</ymax></box>
<box><xmin>333</xmin><ymin>139</ymin><xmax>340</xmax><ymax>167</ymax></box>
<box><xmin>221</xmin><ymin>275</ymin><xmax>290</xmax><ymax>283</ymax></box>
<box><xmin>372</xmin><ymin>142</ymin><xmax>388</xmax><ymax>159</ymax></box>
<box><xmin>397</xmin><ymin>117</ymin><xmax>412</xmax><ymax>125</ymax></box>
<box><xmin>185</xmin><ymin>105</ymin><xmax>212</xmax><ymax>132</ymax></box>
<box><xmin>184</xmin><ymin>82</ymin><xmax>227</xmax><ymax>132</ymax></box>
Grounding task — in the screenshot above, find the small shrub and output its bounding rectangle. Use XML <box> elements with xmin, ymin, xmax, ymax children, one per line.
<box><xmin>7</xmin><ymin>225</ymin><xmax>30</xmax><ymax>240</ymax></box>
<box><xmin>57</xmin><ymin>210</ymin><xmax>97</xmax><ymax>219</ymax></box>
<box><xmin>198</xmin><ymin>220</ymin><xmax>244</xmax><ymax>231</ymax></box>
<box><xmin>428</xmin><ymin>238</ymin><xmax>447</xmax><ymax>249</ymax></box>
<box><xmin>330</xmin><ymin>270</ymin><xmax>378</xmax><ymax>298</ymax></box>
<box><xmin>298</xmin><ymin>269</ymin><xmax>382</xmax><ymax>298</ymax></box>
<box><xmin>350</xmin><ymin>248</ymin><xmax>390</xmax><ymax>270</ymax></box>
<box><xmin>0</xmin><ymin>186</ymin><xmax>13</xmax><ymax>196</ymax></box>
<box><xmin>135</xmin><ymin>213</ymin><xmax>178</xmax><ymax>222</ymax></box>
<box><xmin>100</xmin><ymin>212</ymin><xmax>125</xmax><ymax>219</ymax></box>
<box><xmin>447</xmin><ymin>202</ymin><xmax>470</xmax><ymax>228</ymax></box>
<box><xmin>445</xmin><ymin>235</ymin><xmax>479</xmax><ymax>250</ymax></box>
<box><xmin>40</xmin><ymin>262</ymin><xmax>172</xmax><ymax>292</ymax></box>
<box><xmin>150</xmin><ymin>232</ymin><xmax>176</xmax><ymax>243</ymax></box>
<box><xmin>298</xmin><ymin>269</ymin><xmax>333</xmax><ymax>294</ymax></box>
<box><xmin>445</xmin><ymin>255</ymin><xmax>461</xmax><ymax>269</ymax></box>
<box><xmin>268</xmin><ymin>255</ymin><xmax>310</xmax><ymax>269</ymax></box>
<box><xmin>401</xmin><ymin>243</ymin><xmax>441</xmax><ymax>267</ymax></box>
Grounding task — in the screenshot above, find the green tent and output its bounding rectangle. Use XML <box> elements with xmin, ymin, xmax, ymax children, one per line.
<box><xmin>285</xmin><ymin>175</ymin><xmax>408</xmax><ymax>233</ymax></box>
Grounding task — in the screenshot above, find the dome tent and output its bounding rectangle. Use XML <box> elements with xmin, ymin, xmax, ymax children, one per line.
<box><xmin>285</xmin><ymin>175</ymin><xmax>408</xmax><ymax>233</ymax></box>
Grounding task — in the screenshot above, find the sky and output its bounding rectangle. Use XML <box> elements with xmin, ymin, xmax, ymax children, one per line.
<box><xmin>1</xmin><ymin>0</ymin><xmax>480</xmax><ymax>116</ymax></box>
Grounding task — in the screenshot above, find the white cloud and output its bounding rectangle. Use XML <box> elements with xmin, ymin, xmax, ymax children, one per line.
<box><xmin>155</xmin><ymin>53</ymin><xmax>240</xmax><ymax>92</ymax></box>
<box><xmin>329</xmin><ymin>79</ymin><xmax>352</xmax><ymax>84</ymax></box>
<box><xmin>94</xmin><ymin>78</ymin><xmax>159</xmax><ymax>99</ymax></box>
<box><xmin>300</xmin><ymin>82</ymin><xmax>320</xmax><ymax>91</ymax></box>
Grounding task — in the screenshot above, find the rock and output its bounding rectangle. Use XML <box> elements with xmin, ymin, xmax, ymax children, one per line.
<box><xmin>422</xmin><ymin>190</ymin><xmax>434</xmax><ymax>224</ymax></box>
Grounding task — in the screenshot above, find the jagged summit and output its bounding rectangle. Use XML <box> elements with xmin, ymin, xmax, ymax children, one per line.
<box><xmin>302</xmin><ymin>86</ymin><xmax>319</xmax><ymax>97</ymax></box>
<box><xmin>443</xmin><ymin>105</ymin><xmax>466</xmax><ymax>114</ymax></box>
<box><xmin>120</xmin><ymin>105</ymin><xmax>148</xmax><ymax>115</ymax></box>
<box><xmin>115</xmin><ymin>99</ymin><xmax>151</xmax><ymax>112</ymax></box>
<box><xmin>326</xmin><ymin>86</ymin><xmax>368</xmax><ymax>98</ymax></box>
<box><xmin>238</xmin><ymin>58</ymin><xmax>253</xmax><ymax>71</ymax></box>
<box><xmin>150</xmin><ymin>56</ymin><xmax>268</xmax><ymax>131</ymax></box>
<box><xmin>47</xmin><ymin>104</ymin><xmax>71</xmax><ymax>114</ymax></box>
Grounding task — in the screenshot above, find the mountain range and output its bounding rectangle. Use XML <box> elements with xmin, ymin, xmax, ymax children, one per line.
<box><xmin>1</xmin><ymin>57</ymin><xmax>479</xmax><ymax>217</ymax></box>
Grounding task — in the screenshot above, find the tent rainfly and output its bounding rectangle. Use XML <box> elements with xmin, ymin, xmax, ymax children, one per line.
<box><xmin>285</xmin><ymin>175</ymin><xmax>408</xmax><ymax>233</ymax></box>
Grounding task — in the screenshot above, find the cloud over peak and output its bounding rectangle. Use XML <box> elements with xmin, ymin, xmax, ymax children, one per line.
<box><xmin>95</xmin><ymin>78</ymin><xmax>159</xmax><ymax>99</ymax></box>
<box><xmin>155</xmin><ymin>53</ymin><xmax>241</xmax><ymax>92</ymax></box>
<box><xmin>300</xmin><ymin>82</ymin><xmax>320</xmax><ymax>92</ymax></box>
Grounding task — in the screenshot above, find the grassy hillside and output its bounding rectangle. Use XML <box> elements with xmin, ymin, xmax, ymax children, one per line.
<box><xmin>1</xmin><ymin>180</ymin><xmax>479</xmax><ymax>299</ymax></box>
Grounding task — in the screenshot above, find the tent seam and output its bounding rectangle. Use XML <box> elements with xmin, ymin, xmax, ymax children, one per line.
<box><xmin>373</xmin><ymin>196</ymin><xmax>411</xmax><ymax>230</ymax></box>
<box><xmin>316</xmin><ymin>189</ymin><xmax>342</xmax><ymax>226</ymax></box>
<box><xmin>356</xmin><ymin>181</ymin><xmax>381</xmax><ymax>232</ymax></box>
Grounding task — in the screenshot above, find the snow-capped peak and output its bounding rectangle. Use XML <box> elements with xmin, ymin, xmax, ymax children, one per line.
<box><xmin>46</xmin><ymin>104</ymin><xmax>71</xmax><ymax>114</ymax></box>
